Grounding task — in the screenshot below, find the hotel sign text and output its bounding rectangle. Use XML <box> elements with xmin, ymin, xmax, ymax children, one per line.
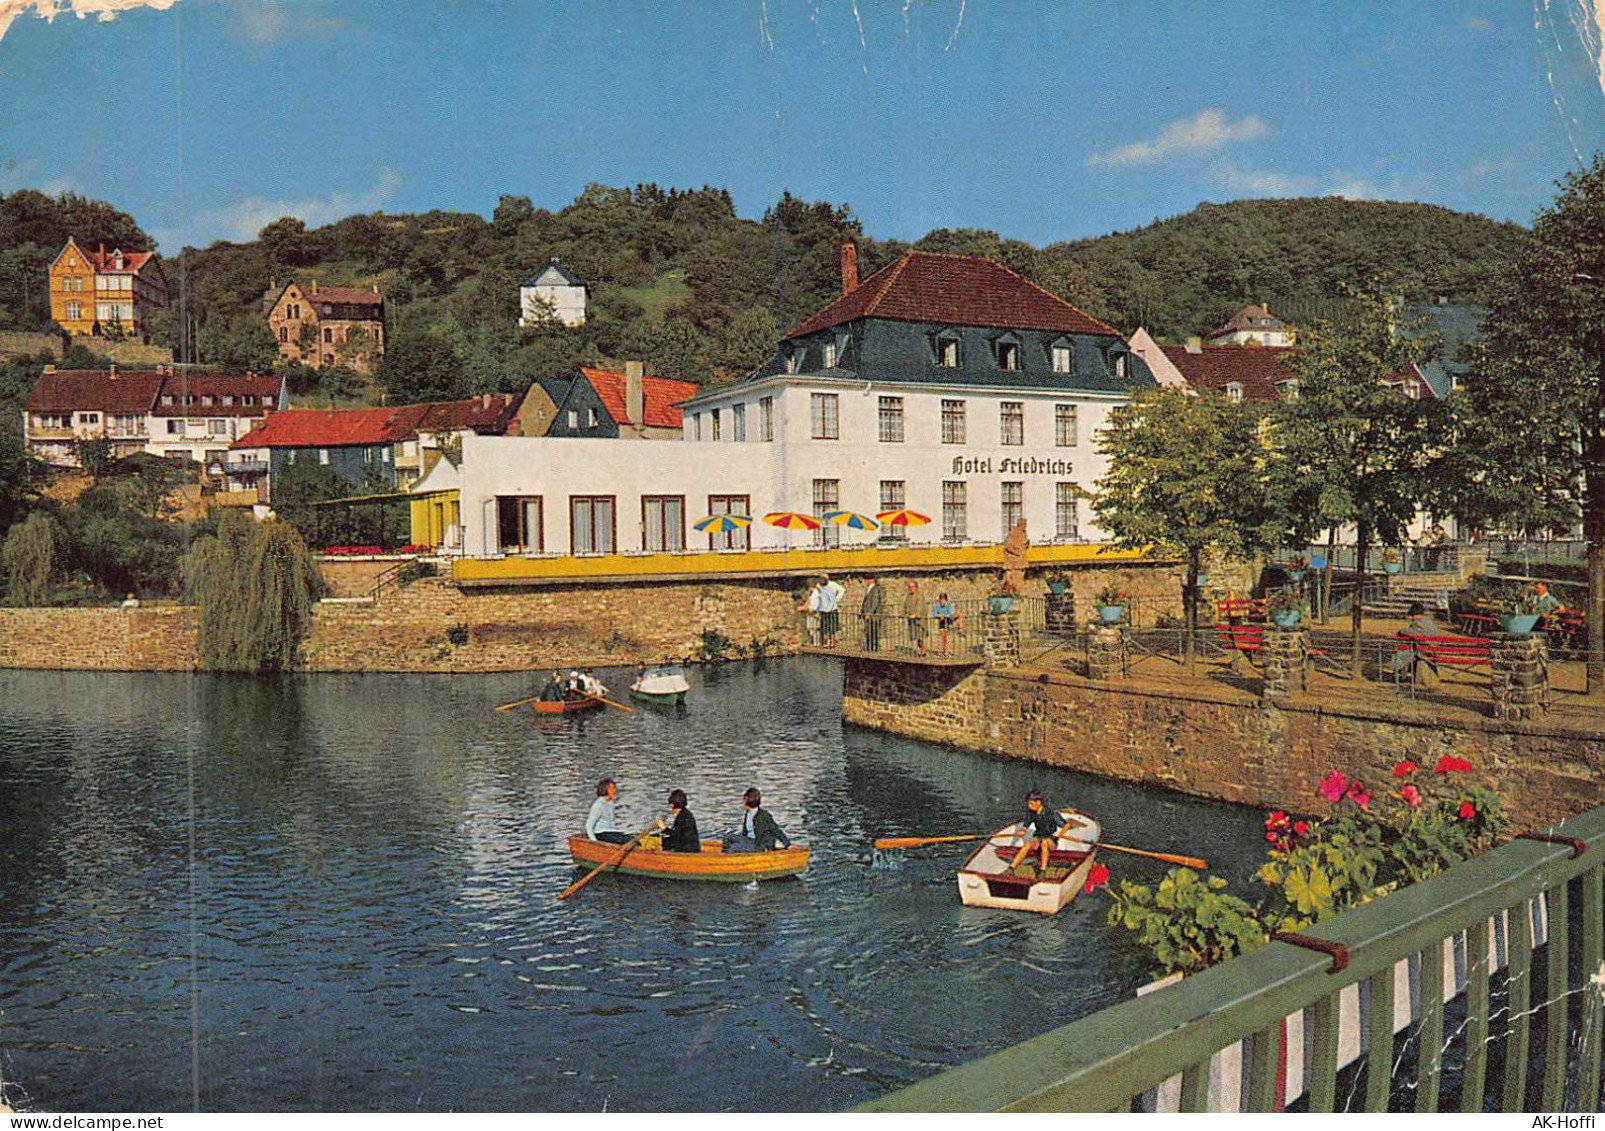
<box><xmin>951</xmin><ymin>456</ymin><xmax>1075</xmax><ymax>476</ymax></box>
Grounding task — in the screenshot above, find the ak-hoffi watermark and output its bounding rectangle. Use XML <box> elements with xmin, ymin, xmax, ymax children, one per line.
<box><xmin>1532</xmin><ymin>1117</ymin><xmax>1596</xmax><ymax>1128</ymax></box>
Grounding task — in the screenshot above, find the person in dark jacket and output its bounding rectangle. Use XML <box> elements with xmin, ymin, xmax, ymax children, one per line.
<box><xmin>660</xmin><ymin>789</ymin><xmax>701</xmax><ymax>852</ymax></box>
<box><xmin>1009</xmin><ymin>789</ymin><xmax>1064</xmax><ymax>872</ymax></box>
<box><xmin>722</xmin><ymin>787</ymin><xmax>791</xmax><ymax>853</ymax></box>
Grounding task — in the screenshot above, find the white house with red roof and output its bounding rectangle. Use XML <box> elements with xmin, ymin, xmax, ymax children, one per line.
<box><xmin>1206</xmin><ymin>304</ymin><xmax>1293</xmax><ymax>347</ymax></box>
<box><xmin>22</xmin><ymin>367</ymin><xmax>286</xmax><ymax>468</ymax></box>
<box><xmin>533</xmin><ymin>363</ymin><xmax>698</xmax><ymax>440</ymax></box>
<box><xmin>442</xmin><ymin>247</ymin><xmax>1157</xmax><ymax>558</ymax></box>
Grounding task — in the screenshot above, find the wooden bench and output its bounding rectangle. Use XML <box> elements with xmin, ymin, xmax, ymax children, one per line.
<box><xmin>1393</xmin><ymin>632</ymin><xmax>1493</xmax><ymax>694</ymax></box>
<box><xmin>1215</xmin><ymin>598</ymin><xmax>1267</xmax><ymax>622</ymax></box>
<box><xmin>1215</xmin><ymin>623</ymin><xmax>1266</xmax><ymax>665</ymax></box>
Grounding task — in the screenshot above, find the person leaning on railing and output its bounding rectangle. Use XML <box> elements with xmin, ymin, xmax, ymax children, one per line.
<box><xmin>903</xmin><ymin>579</ymin><xmax>927</xmax><ymax>657</ymax></box>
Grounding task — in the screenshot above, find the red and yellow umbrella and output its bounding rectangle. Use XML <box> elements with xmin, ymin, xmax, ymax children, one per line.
<box><xmin>875</xmin><ymin>509</ymin><xmax>932</xmax><ymax>528</ymax></box>
<box><xmin>763</xmin><ymin>511</ymin><xmax>823</xmax><ymax>531</ymax></box>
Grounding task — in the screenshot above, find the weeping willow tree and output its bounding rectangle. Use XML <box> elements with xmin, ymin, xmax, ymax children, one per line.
<box><xmin>1</xmin><ymin>512</ymin><xmax>66</xmax><ymax>606</ymax></box>
<box><xmin>186</xmin><ymin>510</ymin><xmax>323</xmax><ymax>672</ymax></box>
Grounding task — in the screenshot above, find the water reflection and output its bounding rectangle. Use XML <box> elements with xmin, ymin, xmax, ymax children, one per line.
<box><xmin>0</xmin><ymin>662</ymin><xmax>1266</xmax><ymax>1112</ymax></box>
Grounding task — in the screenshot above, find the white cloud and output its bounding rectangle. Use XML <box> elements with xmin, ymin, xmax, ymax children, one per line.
<box><xmin>233</xmin><ymin>0</ymin><xmax>341</xmax><ymax>45</ymax></box>
<box><xmin>186</xmin><ymin>169</ymin><xmax>401</xmax><ymax>246</ymax></box>
<box><xmin>0</xmin><ymin>0</ymin><xmax>175</xmax><ymax>44</ymax></box>
<box><xmin>1212</xmin><ymin>164</ymin><xmax>1310</xmax><ymax>196</ymax></box>
<box><xmin>1325</xmin><ymin>178</ymin><xmax>1380</xmax><ymax>200</ymax></box>
<box><xmin>1089</xmin><ymin>109</ymin><xmax>1267</xmax><ymax>166</ymax></box>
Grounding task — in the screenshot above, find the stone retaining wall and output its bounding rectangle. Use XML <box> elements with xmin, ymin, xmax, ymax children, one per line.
<box><xmin>0</xmin><ymin>606</ymin><xmax>198</xmax><ymax>670</ymax></box>
<box><xmin>843</xmin><ymin>660</ymin><xmax>1605</xmax><ymax>826</ymax></box>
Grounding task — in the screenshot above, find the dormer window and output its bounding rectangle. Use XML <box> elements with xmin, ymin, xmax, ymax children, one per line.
<box><xmin>785</xmin><ymin>348</ymin><xmax>801</xmax><ymax>375</ymax></box>
<box><xmin>823</xmin><ymin>341</ymin><xmax>836</xmax><ymax>369</ymax></box>
<box><xmin>1050</xmin><ymin>339</ymin><xmax>1073</xmax><ymax>375</ymax></box>
<box><xmin>1225</xmin><ymin>382</ymin><xmax>1244</xmax><ymax>403</ymax></box>
<box><xmin>1113</xmin><ymin>352</ymin><xmax>1129</xmax><ymax>380</ymax></box>
<box><xmin>934</xmin><ymin>328</ymin><xmax>962</xmax><ymax>368</ymax></box>
<box><xmin>998</xmin><ymin>341</ymin><xmax>1020</xmax><ymax>372</ymax></box>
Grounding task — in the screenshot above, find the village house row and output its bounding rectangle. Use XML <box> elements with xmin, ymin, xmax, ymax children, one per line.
<box><xmin>23</xmin><ymin>239</ymin><xmax>1477</xmax><ymax>558</ymax></box>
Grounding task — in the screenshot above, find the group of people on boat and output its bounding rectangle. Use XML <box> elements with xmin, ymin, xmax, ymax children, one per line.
<box><xmin>539</xmin><ymin>669</ymin><xmax>607</xmax><ymax>702</ymax></box>
<box><xmin>585</xmin><ymin>778</ymin><xmax>791</xmax><ymax>854</ymax></box>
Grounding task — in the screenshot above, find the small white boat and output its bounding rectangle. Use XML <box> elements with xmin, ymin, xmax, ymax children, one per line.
<box><xmin>956</xmin><ymin>808</ymin><xmax>1102</xmax><ymax>915</ymax></box>
<box><xmin>630</xmin><ymin>665</ymin><xmax>691</xmax><ymax>705</ymax></box>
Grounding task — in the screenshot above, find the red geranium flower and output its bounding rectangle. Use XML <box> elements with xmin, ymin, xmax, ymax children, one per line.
<box><xmin>1318</xmin><ymin>770</ymin><xmax>1348</xmax><ymax>803</ymax></box>
<box><xmin>1400</xmin><ymin>783</ymin><xmax>1422</xmax><ymax>808</ymax></box>
<box><xmin>1265</xmin><ymin>809</ymin><xmax>1288</xmax><ymax>828</ymax></box>
<box><xmin>1293</xmin><ymin>820</ymin><xmax>1309</xmax><ymax>836</ymax></box>
<box><xmin>1459</xmin><ymin>801</ymin><xmax>1476</xmax><ymax>820</ymax></box>
<box><xmin>1393</xmin><ymin>760</ymin><xmax>1417</xmax><ymax>778</ymax></box>
<box><xmin>1435</xmin><ymin>756</ymin><xmax>1472</xmax><ymax>775</ymax></box>
<box><xmin>1084</xmin><ymin>862</ymin><xmax>1111</xmax><ymax>893</ymax></box>
<box><xmin>1265</xmin><ymin>831</ymin><xmax>1280</xmax><ymax>843</ymax></box>
<box><xmin>1346</xmin><ymin>780</ymin><xmax>1372</xmax><ymax>808</ymax></box>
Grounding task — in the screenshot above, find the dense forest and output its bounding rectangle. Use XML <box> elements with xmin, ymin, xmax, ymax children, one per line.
<box><xmin>0</xmin><ymin>185</ymin><xmax>1529</xmax><ymax>406</ymax></box>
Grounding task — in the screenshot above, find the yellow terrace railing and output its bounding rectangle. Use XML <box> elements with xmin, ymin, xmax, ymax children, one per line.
<box><xmin>451</xmin><ymin>541</ymin><xmax>1161</xmax><ymax>586</ymax></box>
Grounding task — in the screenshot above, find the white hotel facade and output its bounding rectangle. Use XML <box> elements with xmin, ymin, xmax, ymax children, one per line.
<box><xmin>439</xmin><ymin>250</ymin><xmax>1158</xmax><ymax>560</ymax></box>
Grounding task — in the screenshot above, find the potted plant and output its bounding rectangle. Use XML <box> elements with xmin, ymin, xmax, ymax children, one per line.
<box><xmin>1284</xmin><ymin>554</ymin><xmax>1307</xmax><ymax>584</ymax></box>
<box><xmin>1043</xmin><ymin>570</ymin><xmax>1070</xmax><ymax>596</ymax></box>
<box><xmin>1381</xmin><ymin>547</ymin><xmax>1403</xmax><ymax>575</ymax></box>
<box><xmin>1496</xmin><ymin>589</ymin><xmax>1544</xmax><ymax>636</ymax></box>
<box><xmin>1095</xmin><ymin>583</ymin><xmax>1128</xmax><ymax>625</ymax></box>
<box><xmin>1267</xmin><ymin>589</ymin><xmax>1308</xmax><ymax>629</ymax></box>
<box><xmin>987</xmin><ymin>580</ymin><xmax>1019</xmax><ymax>614</ymax></box>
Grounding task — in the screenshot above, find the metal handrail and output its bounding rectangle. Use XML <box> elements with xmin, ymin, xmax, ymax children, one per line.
<box><xmin>860</xmin><ymin>803</ymin><xmax>1605</xmax><ymax>1113</ymax></box>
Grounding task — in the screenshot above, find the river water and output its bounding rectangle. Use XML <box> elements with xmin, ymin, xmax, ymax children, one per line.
<box><xmin>0</xmin><ymin>660</ymin><xmax>1268</xmax><ymax>1112</ymax></box>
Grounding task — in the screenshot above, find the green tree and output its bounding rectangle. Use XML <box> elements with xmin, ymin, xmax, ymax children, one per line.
<box><xmin>1278</xmin><ymin>284</ymin><xmax>1439</xmax><ymax>674</ymax></box>
<box><xmin>1451</xmin><ymin>153</ymin><xmax>1605</xmax><ymax>691</ymax></box>
<box><xmin>185</xmin><ymin>510</ymin><xmax>322</xmax><ymax>672</ymax></box>
<box><xmin>1</xmin><ymin>511</ymin><xmax>65</xmax><ymax>606</ymax></box>
<box><xmin>376</xmin><ymin>324</ymin><xmax>464</xmax><ymax>402</ymax></box>
<box><xmin>1093</xmin><ymin>389</ymin><xmax>1278</xmax><ymax>669</ymax></box>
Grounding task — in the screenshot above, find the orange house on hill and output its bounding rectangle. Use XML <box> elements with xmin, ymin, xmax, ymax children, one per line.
<box><xmin>265</xmin><ymin>279</ymin><xmax>386</xmax><ymax>374</ymax></box>
<box><xmin>49</xmin><ymin>237</ymin><xmax>168</xmax><ymax>339</ymax></box>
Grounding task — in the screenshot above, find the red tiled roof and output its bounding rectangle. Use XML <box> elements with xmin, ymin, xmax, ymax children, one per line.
<box><xmin>1208</xmin><ymin>304</ymin><xmax>1287</xmax><ymax>339</ymax></box>
<box><xmin>411</xmin><ymin>393</ymin><xmax>519</xmax><ymax>434</ymax></box>
<box><xmin>1159</xmin><ymin>344</ymin><xmax>1299</xmax><ymax>402</ymax></box>
<box><xmin>580</xmin><ymin>367</ymin><xmax>699</xmax><ymax>429</ymax></box>
<box><xmin>149</xmin><ymin>373</ymin><xmax>285</xmax><ymax>417</ymax></box>
<box><xmin>1382</xmin><ymin>363</ymin><xmax>1437</xmax><ymax>400</ymax></box>
<box><xmin>785</xmin><ymin>251</ymin><xmax>1117</xmax><ymax>339</ymax></box>
<box><xmin>305</xmin><ymin>284</ymin><xmax>383</xmax><ymax>306</ymax></box>
<box><xmin>85</xmin><ymin>246</ymin><xmax>157</xmax><ymax>274</ymax></box>
<box><xmin>229</xmin><ymin>407</ymin><xmax>411</xmax><ymax>450</ymax></box>
<box><xmin>25</xmin><ymin>370</ymin><xmax>164</xmax><ymax>415</ymax></box>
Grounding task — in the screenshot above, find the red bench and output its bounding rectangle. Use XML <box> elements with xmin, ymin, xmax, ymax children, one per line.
<box><xmin>1215</xmin><ymin>598</ymin><xmax>1267</xmax><ymax>622</ymax></box>
<box><xmin>1216</xmin><ymin>623</ymin><xmax>1266</xmax><ymax>663</ymax></box>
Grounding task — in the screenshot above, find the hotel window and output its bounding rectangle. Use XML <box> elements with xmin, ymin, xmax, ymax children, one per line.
<box><xmin>1225</xmin><ymin>382</ymin><xmax>1244</xmax><ymax>403</ymax></box>
<box><xmin>998</xmin><ymin>341</ymin><xmax>1020</xmax><ymax>372</ymax></box>
<box><xmin>693</xmin><ymin>412</ymin><xmax>703</xmax><ymax>441</ymax></box>
<box><xmin>880</xmin><ymin>480</ymin><xmax>906</xmax><ymax>540</ymax></box>
<box><xmin>941</xmin><ymin>399</ymin><xmax>966</xmax><ymax>444</ymax></box>
<box><xmin>79</xmin><ymin>413</ymin><xmax>99</xmax><ymax>426</ymax></box>
<box><xmin>161</xmin><ymin>394</ymin><xmax>175</xmax><ymax>406</ymax></box>
<box><xmin>785</xmin><ymin>348</ymin><xmax>801</xmax><ymax>375</ymax></box>
<box><xmin>202</xmin><ymin>395</ymin><xmax>214</xmax><ymax>407</ymax></box>
<box><xmin>243</xmin><ymin>396</ymin><xmax>255</xmax><ymax>406</ymax></box>
<box><xmin>641</xmin><ymin>495</ymin><xmax>685</xmax><ymax>552</ymax></box>
<box><xmin>167</xmin><ymin>420</ymin><xmax>182</xmax><ymax>435</ymax></box>
<box><xmin>1055</xmin><ymin>404</ymin><xmax>1078</xmax><ymax>447</ymax></box>
<box><xmin>1001</xmin><ymin>481</ymin><xmax>1023</xmax><ymax>539</ymax></box>
<box><xmin>1052</xmin><ymin>344</ymin><xmax>1072</xmax><ymax>374</ymax></box>
<box><xmin>823</xmin><ymin>341</ymin><xmax>836</xmax><ymax>369</ymax></box>
<box><xmin>937</xmin><ymin>334</ymin><xmax>961</xmax><ymax>368</ymax></box>
<box><xmin>1113</xmin><ymin>352</ymin><xmax>1129</xmax><ymax>379</ymax></box>
<box><xmin>208</xmin><ymin>419</ymin><xmax>226</xmax><ymax>435</ymax></box>
<box><xmin>496</xmin><ymin>496</ymin><xmax>543</xmax><ymax>553</ymax></box>
<box><xmin>570</xmin><ymin>496</ymin><xmax>616</xmax><ymax>554</ymax></box>
<box><xmin>1055</xmin><ymin>483</ymin><xmax>1079</xmax><ymax>540</ymax></box>
<box><xmin>810</xmin><ymin>393</ymin><xmax>839</xmax><ymax>440</ymax></box>
<box><xmin>712</xmin><ymin>409</ymin><xmax>722</xmax><ymax>441</ymax></box>
<box><xmin>942</xmin><ymin>481</ymin><xmax>967</xmax><ymax>541</ymax></box>
<box><xmin>705</xmin><ymin>494</ymin><xmax>751</xmax><ymax>551</ymax></box>
<box><xmin>878</xmin><ymin>396</ymin><xmax>904</xmax><ymax>443</ymax></box>
<box><xmin>222</xmin><ymin>395</ymin><xmax>234</xmax><ymax>407</ymax></box>
<box><xmin>812</xmin><ymin>478</ymin><xmax>840</xmax><ymax>547</ymax></box>
<box><xmin>733</xmin><ymin>403</ymin><xmax>747</xmax><ymax>442</ymax></box>
<box><xmin>1000</xmin><ymin>401</ymin><xmax>1024</xmax><ymax>446</ymax></box>
<box><xmin>759</xmin><ymin>397</ymin><xmax>773</xmax><ymax>442</ymax></box>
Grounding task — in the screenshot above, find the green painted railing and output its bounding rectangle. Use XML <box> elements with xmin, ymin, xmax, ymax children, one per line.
<box><xmin>859</xmin><ymin>805</ymin><xmax>1605</xmax><ymax>1112</ymax></box>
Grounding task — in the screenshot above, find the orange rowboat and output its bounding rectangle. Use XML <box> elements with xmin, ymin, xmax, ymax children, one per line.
<box><xmin>566</xmin><ymin>835</ymin><xmax>810</xmax><ymax>883</ymax></box>
<box><xmin>534</xmin><ymin>694</ymin><xmax>605</xmax><ymax>715</ymax></box>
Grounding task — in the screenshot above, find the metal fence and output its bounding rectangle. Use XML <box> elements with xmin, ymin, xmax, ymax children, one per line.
<box><xmin>860</xmin><ymin>803</ymin><xmax>1605</xmax><ymax>1113</ymax></box>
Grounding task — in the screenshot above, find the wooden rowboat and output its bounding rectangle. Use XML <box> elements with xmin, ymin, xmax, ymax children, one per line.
<box><xmin>533</xmin><ymin>693</ymin><xmax>605</xmax><ymax>715</ymax></box>
<box><xmin>567</xmin><ymin>835</ymin><xmax>810</xmax><ymax>883</ymax></box>
<box><xmin>955</xmin><ymin>808</ymin><xmax>1102</xmax><ymax>915</ymax></box>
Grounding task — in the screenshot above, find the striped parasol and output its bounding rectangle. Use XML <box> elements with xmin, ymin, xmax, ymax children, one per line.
<box><xmin>763</xmin><ymin>511</ymin><xmax>823</xmax><ymax>531</ymax></box>
<box><xmin>692</xmin><ymin>513</ymin><xmax>753</xmax><ymax>533</ymax></box>
<box><xmin>823</xmin><ymin>510</ymin><xmax>879</xmax><ymax>530</ymax></box>
<box><xmin>875</xmin><ymin>509</ymin><xmax>932</xmax><ymax>527</ymax></box>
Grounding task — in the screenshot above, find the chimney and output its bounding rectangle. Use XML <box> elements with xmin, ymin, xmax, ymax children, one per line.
<box><xmin>480</xmin><ymin>393</ymin><xmax>491</xmax><ymax>409</ymax></box>
<box><xmin>840</xmin><ymin>242</ymin><xmax>859</xmax><ymax>295</ymax></box>
<box><xmin>310</xmin><ymin>280</ymin><xmax>318</xmax><ymax>295</ymax></box>
<box><xmin>43</xmin><ymin>364</ymin><xmax>56</xmax><ymax>374</ymax></box>
<box><xmin>1185</xmin><ymin>337</ymin><xmax>1202</xmax><ymax>353</ymax></box>
<box><xmin>625</xmin><ymin>360</ymin><xmax>645</xmax><ymax>427</ymax></box>
<box><xmin>108</xmin><ymin>364</ymin><xmax>117</xmax><ymax>380</ymax></box>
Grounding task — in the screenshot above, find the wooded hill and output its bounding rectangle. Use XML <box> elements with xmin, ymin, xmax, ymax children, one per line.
<box><xmin>0</xmin><ymin>186</ymin><xmax>1530</xmax><ymax>403</ymax></box>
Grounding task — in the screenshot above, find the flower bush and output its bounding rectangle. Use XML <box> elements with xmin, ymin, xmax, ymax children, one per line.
<box><xmin>1096</xmin><ymin>584</ymin><xmax>1129</xmax><ymax>607</ymax></box>
<box><xmin>1381</xmin><ymin>547</ymin><xmax>1402</xmax><ymax>565</ymax></box>
<box><xmin>1104</xmin><ymin>757</ymin><xmax>1506</xmax><ymax>977</ymax></box>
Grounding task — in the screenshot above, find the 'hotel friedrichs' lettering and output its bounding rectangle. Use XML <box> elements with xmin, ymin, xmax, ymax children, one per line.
<box><xmin>951</xmin><ymin>456</ymin><xmax>1075</xmax><ymax>476</ymax></box>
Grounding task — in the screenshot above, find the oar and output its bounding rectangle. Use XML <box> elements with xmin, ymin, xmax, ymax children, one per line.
<box><xmin>587</xmin><ymin>694</ymin><xmax>635</xmax><ymax>713</ymax></box>
<box><xmin>557</xmin><ymin>818</ymin><xmax>664</xmax><ymax>900</ymax></box>
<box><xmin>1099</xmin><ymin>843</ymin><xmax>1207</xmax><ymax>870</ymax></box>
<box><xmin>873</xmin><ymin>833</ymin><xmax>987</xmax><ymax>849</ymax></box>
<box><xmin>495</xmin><ymin>695</ymin><xmax>539</xmax><ymax>712</ymax></box>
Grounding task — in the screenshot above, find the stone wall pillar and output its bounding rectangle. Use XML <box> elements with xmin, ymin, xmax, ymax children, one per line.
<box><xmin>982</xmin><ymin>604</ymin><xmax>1021</xmax><ymax>668</ymax></box>
<box><xmin>1491</xmin><ymin>634</ymin><xmax>1548</xmax><ymax>721</ymax></box>
<box><xmin>1087</xmin><ymin>625</ymin><xmax>1124</xmax><ymax>681</ymax></box>
<box><xmin>1044</xmin><ymin>590</ymin><xmax>1076</xmax><ymax>635</ymax></box>
<box><xmin>1261</xmin><ymin>627</ymin><xmax>1309</xmax><ymax>702</ymax></box>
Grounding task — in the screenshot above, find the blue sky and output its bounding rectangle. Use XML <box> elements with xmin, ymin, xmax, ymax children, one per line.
<box><xmin>1</xmin><ymin>0</ymin><xmax>1602</xmax><ymax>254</ymax></box>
